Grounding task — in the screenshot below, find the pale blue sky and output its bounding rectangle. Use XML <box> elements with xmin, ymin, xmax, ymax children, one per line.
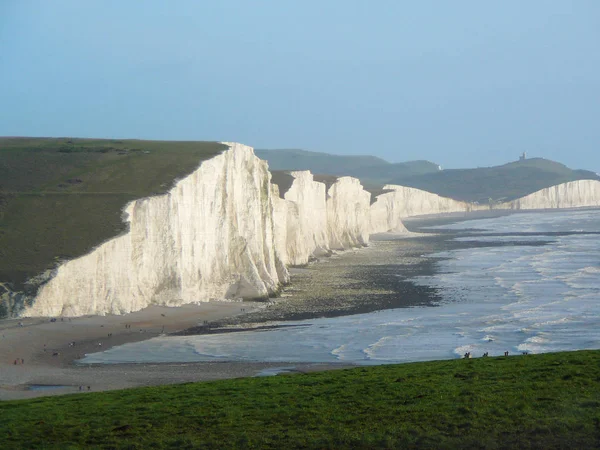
<box><xmin>1</xmin><ymin>1</ymin><xmax>599</xmax><ymax>170</ymax></box>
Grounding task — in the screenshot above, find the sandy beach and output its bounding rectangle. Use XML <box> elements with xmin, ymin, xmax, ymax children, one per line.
<box><xmin>0</xmin><ymin>300</ymin><xmax>354</xmax><ymax>401</ymax></box>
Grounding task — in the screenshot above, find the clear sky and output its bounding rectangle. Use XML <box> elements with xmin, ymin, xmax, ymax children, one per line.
<box><xmin>1</xmin><ymin>1</ymin><xmax>599</xmax><ymax>170</ymax></box>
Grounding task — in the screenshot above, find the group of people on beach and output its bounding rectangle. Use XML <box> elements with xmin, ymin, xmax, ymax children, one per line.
<box><xmin>48</xmin><ymin>317</ymin><xmax>71</xmax><ymax>323</ymax></box>
<box><xmin>13</xmin><ymin>358</ymin><xmax>25</xmax><ymax>365</ymax></box>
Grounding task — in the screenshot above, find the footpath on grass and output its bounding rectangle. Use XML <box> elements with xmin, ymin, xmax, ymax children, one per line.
<box><xmin>1</xmin><ymin>349</ymin><xmax>599</xmax><ymax>449</ymax></box>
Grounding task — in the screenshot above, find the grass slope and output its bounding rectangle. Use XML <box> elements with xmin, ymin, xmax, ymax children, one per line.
<box><xmin>256</xmin><ymin>148</ymin><xmax>440</xmax><ymax>187</ymax></box>
<box><xmin>0</xmin><ymin>137</ymin><xmax>226</xmax><ymax>291</ymax></box>
<box><xmin>255</xmin><ymin>148</ymin><xmax>390</xmax><ymax>174</ymax></box>
<box><xmin>2</xmin><ymin>350</ymin><xmax>600</xmax><ymax>449</ymax></box>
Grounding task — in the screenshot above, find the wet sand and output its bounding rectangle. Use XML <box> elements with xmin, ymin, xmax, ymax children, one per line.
<box><xmin>0</xmin><ymin>302</ymin><xmax>293</xmax><ymax>400</ymax></box>
<box><xmin>0</xmin><ymin>297</ymin><xmax>355</xmax><ymax>401</ymax></box>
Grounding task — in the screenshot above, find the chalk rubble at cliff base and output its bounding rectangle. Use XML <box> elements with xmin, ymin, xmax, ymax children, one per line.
<box><xmin>7</xmin><ymin>143</ymin><xmax>600</xmax><ymax>318</ymax></box>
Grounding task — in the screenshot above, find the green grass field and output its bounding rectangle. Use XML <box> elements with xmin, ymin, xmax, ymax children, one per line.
<box><xmin>2</xmin><ymin>350</ymin><xmax>599</xmax><ymax>449</ymax></box>
<box><xmin>0</xmin><ymin>138</ymin><xmax>226</xmax><ymax>291</ymax></box>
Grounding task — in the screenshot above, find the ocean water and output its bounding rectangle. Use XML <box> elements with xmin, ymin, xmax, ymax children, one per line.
<box><xmin>81</xmin><ymin>209</ymin><xmax>600</xmax><ymax>365</ymax></box>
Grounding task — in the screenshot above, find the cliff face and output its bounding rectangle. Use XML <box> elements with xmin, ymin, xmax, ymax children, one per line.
<box><xmin>14</xmin><ymin>145</ymin><xmax>600</xmax><ymax>318</ymax></box>
<box><xmin>369</xmin><ymin>189</ymin><xmax>409</xmax><ymax>234</ymax></box>
<box><xmin>25</xmin><ymin>143</ymin><xmax>284</xmax><ymax>317</ymax></box>
<box><xmin>280</xmin><ymin>171</ymin><xmax>329</xmax><ymax>265</ymax></box>
<box><xmin>19</xmin><ymin>145</ymin><xmax>467</xmax><ymax>318</ymax></box>
<box><xmin>370</xmin><ymin>185</ymin><xmax>473</xmax><ymax>233</ymax></box>
<box><xmin>498</xmin><ymin>180</ymin><xmax>600</xmax><ymax>210</ymax></box>
<box><xmin>271</xmin><ymin>173</ymin><xmax>372</xmax><ymax>266</ymax></box>
<box><xmin>326</xmin><ymin>177</ymin><xmax>371</xmax><ymax>250</ymax></box>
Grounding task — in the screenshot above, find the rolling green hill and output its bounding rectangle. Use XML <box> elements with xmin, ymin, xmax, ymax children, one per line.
<box><xmin>257</xmin><ymin>149</ymin><xmax>599</xmax><ymax>204</ymax></box>
<box><xmin>255</xmin><ymin>148</ymin><xmax>389</xmax><ymax>174</ymax></box>
<box><xmin>391</xmin><ymin>158</ymin><xmax>600</xmax><ymax>204</ymax></box>
<box><xmin>0</xmin><ymin>137</ymin><xmax>226</xmax><ymax>291</ymax></box>
<box><xmin>255</xmin><ymin>148</ymin><xmax>441</xmax><ymax>187</ymax></box>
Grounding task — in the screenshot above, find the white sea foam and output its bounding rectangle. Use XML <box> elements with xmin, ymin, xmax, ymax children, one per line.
<box><xmin>330</xmin><ymin>344</ymin><xmax>347</xmax><ymax>358</ymax></box>
<box><xmin>454</xmin><ymin>344</ymin><xmax>478</xmax><ymax>357</ymax></box>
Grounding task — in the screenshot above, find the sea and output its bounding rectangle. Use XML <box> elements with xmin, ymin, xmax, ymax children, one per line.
<box><xmin>81</xmin><ymin>209</ymin><xmax>600</xmax><ymax>365</ymax></box>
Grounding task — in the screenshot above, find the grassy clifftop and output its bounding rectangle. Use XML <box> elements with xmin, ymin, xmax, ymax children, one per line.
<box><xmin>0</xmin><ymin>137</ymin><xmax>226</xmax><ymax>290</ymax></box>
<box><xmin>1</xmin><ymin>350</ymin><xmax>599</xmax><ymax>448</ymax></box>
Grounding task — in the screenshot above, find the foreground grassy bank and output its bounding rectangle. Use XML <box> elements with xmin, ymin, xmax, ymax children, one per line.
<box><xmin>2</xmin><ymin>350</ymin><xmax>599</xmax><ymax>449</ymax></box>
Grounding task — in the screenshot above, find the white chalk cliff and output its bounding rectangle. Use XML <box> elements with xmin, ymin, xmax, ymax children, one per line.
<box><xmin>280</xmin><ymin>171</ymin><xmax>330</xmax><ymax>265</ymax></box>
<box><xmin>326</xmin><ymin>176</ymin><xmax>371</xmax><ymax>250</ymax></box>
<box><xmin>370</xmin><ymin>185</ymin><xmax>473</xmax><ymax>233</ymax></box>
<box><xmin>25</xmin><ymin>143</ymin><xmax>284</xmax><ymax>317</ymax></box>
<box><xmin>497</xmin><ymin>180</ymin><xmax>600</xmax><ymax>210</ymax></box>
<box><xmin>15</xmin><ymin>145</ymin><xmax>600</xmax><ymax>317</ymax></box>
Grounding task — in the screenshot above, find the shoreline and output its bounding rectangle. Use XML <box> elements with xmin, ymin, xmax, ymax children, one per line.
<box><xmin>179</xmin><ymin>209</ymin><xmax>557</xmax><ymax>334</ymax></box>
<box><xmin>2</xmin><ymin>230</ymin><xmax>444</xmax><ymax>401</ymax></box>
<box><xmin>175</xmin><ymin>235</ymin><xmax>449</xmax><ymax>334</ymax></box>
<box><xmin>0</xmin><ymin>301</ymin><xmax>294</xmax><ymax>400</ymax></box>
<box><xmin>0</xmin><ymin>210</ymin><xmax>528</xmax><ymax>401</ymax></box>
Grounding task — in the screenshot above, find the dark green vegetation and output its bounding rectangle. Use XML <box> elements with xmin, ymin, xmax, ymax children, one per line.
<box><xmin>2</xmin><ymin>350</ymin><xmax>600</xmax><ymax>449</ymax></box>
<box><xmin>0</xmin><ymin>137</ymin><xmax>226</xmax><ymax>291</ymax></box>
<box><xmin>258</xmin><ymin>148</ymin><xmax>599</xmax><ymax>204</ymax></box>
<box><xmin>390</xmin><ymin>158</ymin><xmax>600</xmax><ymax>204</ymax></box>
<box><xmin>255</xmin><ymin>148</ymin><xmax>441</xmax><ymax>188</ymax></box>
